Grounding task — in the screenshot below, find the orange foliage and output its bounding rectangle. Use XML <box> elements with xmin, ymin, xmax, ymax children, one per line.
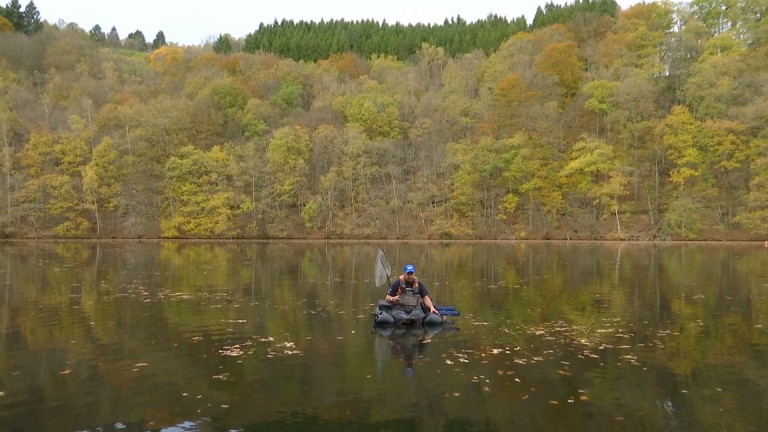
<box><xmin>149</xmin><ymin>46</ymin><xmax>184</xmax><ymax>70</ymax></box>
<box><xmin>0</xmin><ymin>16</ymin><xmax>13</xmax><ymax>32</ymax></box>
<box><xmin>219</xmin><ymin>55</ymin><xmax>243</xmax><ymax>75</ymax></box>
<box><xmin>325</xmin><ymin>52</ymin><xmax>370</xmax><ymax>79</ymax></box>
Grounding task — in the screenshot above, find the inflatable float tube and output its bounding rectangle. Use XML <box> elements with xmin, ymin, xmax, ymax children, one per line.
<box><xmin>372</xmin><ymin>300</ymin><xmax>458</xmax><ymax>327</ymax></box>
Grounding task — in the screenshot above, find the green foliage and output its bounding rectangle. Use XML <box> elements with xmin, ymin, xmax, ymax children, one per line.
<box><xmin>532</xmin><ymin>0</ymin><xmax>620</xmax><ymax>30</ymax></box>
<box><xmin>213</xmin><ymin>34</ymin><xmax>233</xmax><ymax>55</ymax></box>
<box><xmin>88</xmin><ymin>24</ymin><xmax>105</xmax><ymax>42</ymax></box>
<box><xmin>0</xmin><ymin>0</ymin><xmax>41</xmax><ymax>35</ymax></box>
<box><xmin>243</xmin><ymin>15</ymin><xmax>528</xmax><ymax>61</ymax></box>
<box><xmin>266</xmin><ymin>127</ymin><xmax>311</xmax><ymax>207</ymax></box>
<box><xmin>83</xmin><ymin>137</ymin><xmax>120</xmax><ymax>212</ymax></box>
<box><xmin>584</xmin><ymin>80</ymin><xmax>619</xmax><ymax>116</ymax></box>
<box><xmin>560</xmin><ymin>137</ymin><xmax>629</xmax><ymax>228</ymax></box>
<box><xmin>210</xmin><ymin>81</ymin><xmax>249</xmax><ymax>115</ymax></box>
<box><xmin>333</xmin><ymin>78</ymin><xmax>404</xmax><ymax>139</ymax></box>
<box><xmin>152</xmin><ymin>31</ymin><xmax>167</xmax><ymax>49</ymax></box>
<box><xmin>16</xmin><ymin>132</ymin><xmax>91</xmax><ymax>236</ymax></box>
<box><xmin>125</xmin><ymin>29</ymin><xmax>147</xmax><ymax>51</ymax></box>
<box><xmin>161</xmin><ymin>145</ymin><xmax>245</xmax><ymax>238</ymax></box>
<box><xmin>106</xmin><ymin>26</ymin><xmax>120</xmax><ymax>48</ymax></box>
<box><xmin>270</xmin><ymin>78</ymin><xmax>304</xmax><ymax>111</ymax></box>
<box><xmin>301</xmin><ymin>198</ymin><xmax>320</xmax><ymax>230</ymax></box>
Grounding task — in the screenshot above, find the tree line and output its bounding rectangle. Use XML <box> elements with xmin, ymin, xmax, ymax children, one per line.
<box><xmin>240</xmin><ymin>0</ymin><xmax>620</xmax><ymax>60</ymax></box>
<box><xmin>1</xmin><ymin>0</ymin><xmax>167</xmax><ymax>51</ymax></box>
<box><xmin>0</xmin><ymin>0</ymin><xmax>766</xmax><ymax>240</ymax></box>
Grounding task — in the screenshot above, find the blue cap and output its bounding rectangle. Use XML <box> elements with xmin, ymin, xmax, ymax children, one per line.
<box><xmin>404</xmin><ymin>264</ymin><xmax>415</xmax><ymax>273</ymax></box>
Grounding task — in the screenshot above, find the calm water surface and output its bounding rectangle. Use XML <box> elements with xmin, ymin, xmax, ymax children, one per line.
<box><xmin>1</xmin><ymin>241</ymin><xmax>767</xmax><ymax>431</ymax></box>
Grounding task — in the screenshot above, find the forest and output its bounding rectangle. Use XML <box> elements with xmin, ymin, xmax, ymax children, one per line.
<box><xmin>0</xmin><ymin>0</ymin><xmax>766</xmax><ymax>240</ymax></box>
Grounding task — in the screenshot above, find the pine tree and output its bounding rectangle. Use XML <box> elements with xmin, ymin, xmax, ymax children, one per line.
<box><xmin>106</xmin><ymin>26</ymin><xmax>121</xmax><ymax>48</ymax></box>
<box><xmin>89</xmin><ymin>24</ymin><xmax>106</xmax><ymax>42</ymax></box>
<box><xmin>152</xmin><ymin>30</ymin><xmax>166</xmax><ymax>49</ymax></box>
<box><xmin>21</xmin><ymin>0</ymin><xmax>41</xmax><ymax>34</ymax></box>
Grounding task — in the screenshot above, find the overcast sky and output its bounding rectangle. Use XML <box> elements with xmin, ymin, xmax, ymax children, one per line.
<box><xmin>32</xmin><ymin>0</ymin><xmax>640</xmax><ymax>46</ymax></box>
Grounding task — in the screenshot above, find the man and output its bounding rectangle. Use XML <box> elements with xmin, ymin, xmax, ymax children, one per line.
<box><xmin>385</xmin><ymin>263</ymin><xmax>440</xmax><ymax>323</ymax></box>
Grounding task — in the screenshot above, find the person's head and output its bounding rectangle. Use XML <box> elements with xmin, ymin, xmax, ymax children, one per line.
<box><xmin>403</xmin><ymin>264</ymin><xmax>416</xmax><ymax>280</ymax></box>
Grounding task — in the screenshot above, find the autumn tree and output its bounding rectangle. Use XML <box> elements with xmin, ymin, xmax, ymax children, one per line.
<box><xmin>16</xmin><ymin>132</ymin><xmax>90</xmax><ymax>237</ymax></box>
<box><xmin>266</xmin><ymin>126</ymin><xmax>311</xmax><ymax>210</ymax></box>
<box><xmin>161</xmin><ymin>145</ymin><xmax>245</xmax><ymax>237</ymax></box>
<box><xmin>560</xmin><ymin>136</ymin><xmax>629</xmax><ymax>237</ymax></box>
<box><xmin>446</xmin><ymin>136</ymin><xmax>512</xmax><ymax>236</ymax></box>
<box><xmin>736</xmin><ymin>145</ymin><xmax>768</xmax><ymax>233</ymax></box>
<box><xmin>657</xmin><ymin>106</ymin><xmax>712</xmax><ymax>237</ymax></box>
<box><xmin>535</xmin><ymin>40</ymin><xmax>584</xmax><ymax>98</ymax></box>
<box><xmin>500</xmin><ymin>133</ymin><xmax>565</xmax><ymax>237</ymax></box>
<box><xmin>332</xmin><ymin>77</ymin><xmax>404</xmax><ymax>140</ymax></box>
<box><xmin>82</xmin><ymin>137</ymin><xmax>120</xmax><ymax>237</ymax></box>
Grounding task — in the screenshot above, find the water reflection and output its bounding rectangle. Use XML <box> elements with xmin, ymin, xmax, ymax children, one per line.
<box><xmin>374</xmin><ymin>325</ymin><xmax>459</xmax><ymax>379</ymax></box>
<box><xmin>0</xmin><ymin>241</ymin><xmax>766</xmax><ymax>431</ymax></box>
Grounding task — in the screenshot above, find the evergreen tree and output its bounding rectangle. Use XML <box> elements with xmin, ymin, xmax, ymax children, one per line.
<box><xmin>213</xmin><ymin>34</ymin><xmax>232</xmax><ymax>54</ymax></box>
<box><xmin>21</xmin><ymin>0</ymin><xmax>40</xmax><ymax>34</ymax></box>
<box><xmin>152</xmin><ymin>30</ymin><xmax>166</xmax><ymax>49</ymax></box>
<box><xmin>89</xmin><ymin>24</ymin><xmax>106</xmax><ymax>43</ymax></box>
<box><xmin>125</xmin><ymin>29</ymin><xmax>147</xmax><ymax>51</ymax></box>
<box><xmin>106</xmin><ymin>26</ymin><xmax>121</xmax><ymax>48</ymax></box>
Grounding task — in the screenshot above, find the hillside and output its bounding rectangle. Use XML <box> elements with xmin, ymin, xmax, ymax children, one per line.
<box><xmin>0</xmin><ymin>1</ymin><xmax>766</xmax><ymax>240</ymax></box>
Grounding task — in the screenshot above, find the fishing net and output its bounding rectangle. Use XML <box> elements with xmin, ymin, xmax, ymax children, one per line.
<box><xmin>374</xmin><ymin>248</ymin><xmax>391</xmax><ymax>288</ymax></box>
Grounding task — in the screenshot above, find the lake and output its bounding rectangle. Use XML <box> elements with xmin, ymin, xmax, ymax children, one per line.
<box><xmin>1</xmin><ymin>241</ymin><xmax>766</xmax><ymax>431</ymax></box>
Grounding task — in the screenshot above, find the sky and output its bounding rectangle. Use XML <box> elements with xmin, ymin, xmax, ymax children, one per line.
<box><xmin>32</xmin><ymin>0</ymin><xmax>640</xmax><ymax>46</ymax></box>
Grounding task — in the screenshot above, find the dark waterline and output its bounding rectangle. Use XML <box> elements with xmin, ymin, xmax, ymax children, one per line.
<box><xmin>1</xmin><ymin>241</ymin><xmax>766</xmax><ymax>431</ymax></box>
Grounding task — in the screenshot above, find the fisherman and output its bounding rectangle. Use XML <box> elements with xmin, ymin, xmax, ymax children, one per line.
<box><xmin>385</xmin><ymin>263</ymin><xmax>440</xmax><ymax>324</ymax></box>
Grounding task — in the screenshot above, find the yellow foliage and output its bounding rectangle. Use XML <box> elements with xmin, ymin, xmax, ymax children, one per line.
<box><xmin>149</xmin><ymin>45</ymin><xmax>184</xmax><ymax>70</ymax></box>
<box><xmin>0</xmin><ymin>16</ymin><xmax>13</xmax><ymax>32</ymax></box>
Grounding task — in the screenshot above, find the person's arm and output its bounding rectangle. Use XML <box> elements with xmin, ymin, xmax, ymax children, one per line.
<box><xmin>418</xmin><ymin>283</ymin><xmax>438</xmax><ymax>314</ymax></box>
<box><xmin>422</xmin><ymin>294</ymin><xmax>439</xmax><ymax>315</ymax></box>
<box><xmin>386</xmin><ymin>282</ymin><xmax>400</xmax><ymax>304</ymax></box>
